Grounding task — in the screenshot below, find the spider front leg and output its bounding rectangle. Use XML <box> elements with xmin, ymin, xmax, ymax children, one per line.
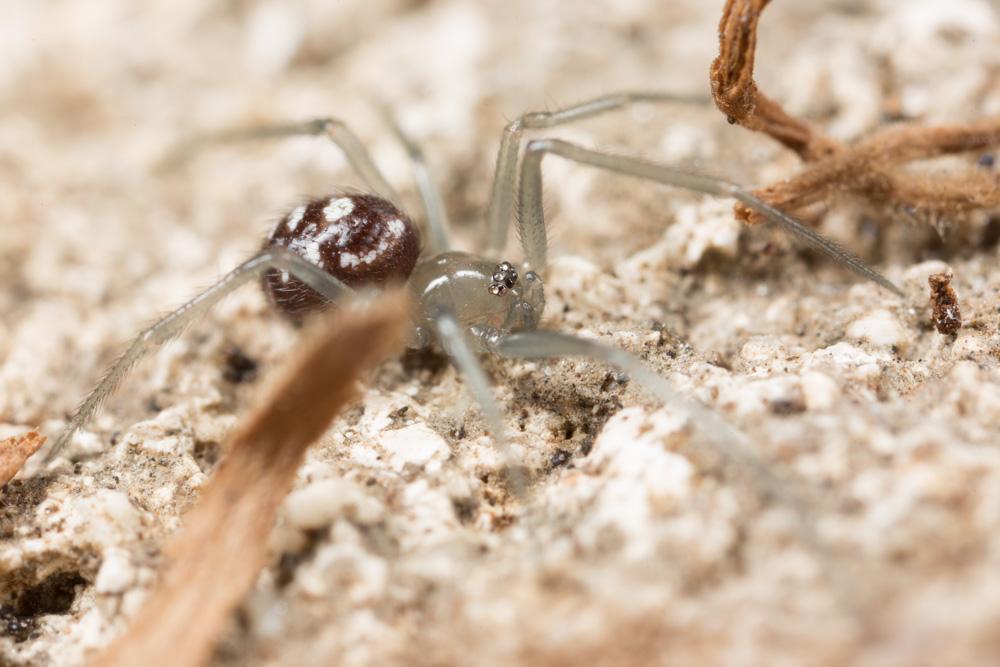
<box><xmin>515</xmin><ymin>137</ymin><xmax>902</xmax><ymax>294</ymax></box>
<box><xmin>45</xmin><ymin>248</ymin><xmax>352</xmax><ymax>462</ymax></box>
<box><xmin>484</xmin><ymin>91</ymin><xmax>709</xmax><ymax>255</ymax></box>
<box><xmin>490</xmin><ymin>328</ymin><xmax>874</xmax><ymax>610</ymax></box>
<box><xmin>491</xmin><ymin>330</ymin><xmax>793</xmax><ymax>498</ymax></box>
<box><xmin>431</xmin><ymin>309</ymin><xmax>525</xmax><ymax>495</ymax></box>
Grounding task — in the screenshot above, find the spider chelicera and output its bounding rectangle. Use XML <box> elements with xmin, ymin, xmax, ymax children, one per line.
<box><xmin>44</xmin><ymin>91</ymin><xmax>900</xmax><ymax>493</ymax></box>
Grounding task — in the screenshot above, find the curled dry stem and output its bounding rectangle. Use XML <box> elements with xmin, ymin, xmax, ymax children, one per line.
<box><xmin>711</xmin><ymin>0</ymin><xmax>1000</xmax><ymax>229</ymax></box>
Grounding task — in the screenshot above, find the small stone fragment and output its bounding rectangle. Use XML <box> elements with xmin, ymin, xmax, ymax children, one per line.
<box><xmin>222</xmin><ymin>346</ymin><xmax>259</xmax><ymax>384</ymax></box>
<box><xmin>847</xmin><ymin>309</ymin><xmax>908</xmax><ymax>350</ymax></box>
<box><xmin>284</xmin><ymin>478</ymin><xmax>384</xmax><ymax>530</ymax></box>
<box><xmin>379</xmin><ymin>423</ymin><xmax>449</xmax><ymax>471</ymax></box>
<box><xmin>95</xmin><ymin>548</ymin><xmax>135</xmax><ymax>595</ymax></box>
<box><xmin>928</xmin><ymin>271</ymin><xmax>962</xmax><ymax>335</ymax></box>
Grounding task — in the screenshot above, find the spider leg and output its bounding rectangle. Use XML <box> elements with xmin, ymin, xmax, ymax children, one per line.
<box><xmin>517</xmin><ymin>137</ymin><xmax>903</xmax><ymax>294</ymax></box>
<box><xmin>168</xmin><ymin>118</ymin><xmax>402</xmax><ymax>206</ymax></box>
<box><xmin>45</xmin><ymin>247</ymin><xmax>352</xmax><ymax>462</ymax></box>
<box><xmin>485</xmin><ymin>91</ymin><xmax>710</xmax><ymax>255</ymax></box>
<box><xmin>431</xmin><ymin>309</ymin><xmax>526</xmax><ymax>496</ymax></box>
<box><xmin>490</xmin><ymin>329</ymin><xmax>798</xmax><ymax>504</ymax></box>
<box><xmin>380</xmin><ymin>106</ymin><xmax>452</xmax><ymax>254</ymax></box>
<box><xmin>489</xmin><ymin>328</ymin><xmax>867</xmax><ymax>609</ymax></box>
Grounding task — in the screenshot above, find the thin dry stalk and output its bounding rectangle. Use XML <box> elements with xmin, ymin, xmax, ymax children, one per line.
<box><xmin>710</xmin><ymin>0</ymin><xmax>841</xmax><ymax>161</ymax></box>
<box><xmin>93</xmin><ymin>292</ymin><xmax>409</xmax><ymax>667</ymax></box>
<box><xmin>0</xmin><ymin>430</ymin><xmax>46</xmax><ymax>487</ymax></box>
<box><xmin>711</xmin><ymin>0</ymin><xmax>1000</xmax><ymax>227</ymax></box>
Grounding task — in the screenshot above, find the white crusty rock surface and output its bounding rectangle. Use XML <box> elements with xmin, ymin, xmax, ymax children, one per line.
<box><xmin>2</xmin><ymin>1</ymin><xmax>1000</xmax><ymax>665</ymax></box>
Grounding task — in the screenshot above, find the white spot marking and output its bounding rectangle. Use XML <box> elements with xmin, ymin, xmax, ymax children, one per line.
<box><xmin>387</xmin><ymin>218</ymin><xmax>406</xmax><ymax>237</ymax></box>
<box><xmin>286</xmin><ymin>205</ymin><xmax>306</xmax><ymax>232</ymax></box>
<box><xmin>303</xmin><ymin>240</ymin><xmax>323</xmax><ymax>267</ymax></box>
<box><xmin>316</xmin><ymin>222</ymin><xmax>350</xmax><ymax>248</ymax></box>
<box><xmin>339</xmin><ymin>248</ymin><xmax>379</xmax><ymax>269</ymax></box>
<box><xmin>281</xmin><ymin>271</ymin><xmax>290</xmax><ymax>284</ymax></box>
<box><xmin>323</xmin><ymin>197</ymin><xmax>355</xmax><ymax>223</ymax></box>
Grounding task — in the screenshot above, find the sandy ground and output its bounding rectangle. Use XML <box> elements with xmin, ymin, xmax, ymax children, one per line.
<box><xmin>2</xmin><ymin>0</ymin><xmax>1000</xmax><ymax>665</ymax></box>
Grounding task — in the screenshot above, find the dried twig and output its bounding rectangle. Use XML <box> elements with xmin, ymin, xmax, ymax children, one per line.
<box><xmin>93</xmin><ymin>293</ymin><xmax>409</xmax><ymax>667</ymax></box>
<box><xmin>0</xmin><ymin>430</ymin><xmax>46</xmax><ymax>487</ymax></box>
<box><xmin>710</xmin><ymin>0</ymin><xmax>841</xmax><ymax>161</ymax></box>
<box><xmin>711</xmin><ymin>0</ymin><xmax>1000</xmax><ymax>228</ymax></box>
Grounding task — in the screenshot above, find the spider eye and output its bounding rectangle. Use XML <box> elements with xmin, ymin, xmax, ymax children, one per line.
<box><xmin>488</xmin><ymin>260</ymin><xmax>518</xmax><ymax>295</ymax></box>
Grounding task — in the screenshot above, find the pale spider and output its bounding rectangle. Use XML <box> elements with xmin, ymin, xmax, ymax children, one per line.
<box><xmin>45</xmin><ymin>91</ymin><xmax>901</xmax><ymax>489</ymax></box>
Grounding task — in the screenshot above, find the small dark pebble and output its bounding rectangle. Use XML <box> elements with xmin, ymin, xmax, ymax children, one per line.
<box><xmin>223</xmin><ymin>346</ymin><xmax>259</xmax><ymax>384</ymax></box>
<box><xmin>0</xmin><ymin>606</ymin><xmax>36</xmax><ymax>643</ymax></box>
<box><xmin>0</xmin><ymin>571</ymin><xmax>87</xmax><ymax>643</ymax></box>
<box><xmin>549</xmin><ymin>448</ymin><xmax>572</xmax><ymax>468</ymax></box>
<box><xmin>770</xmin><ymin>398</ymin><xmax>805</xmax><ymax>415</ymax></box>
<box><xmin>978</xmin><ymin>153</ymin><xmax>995</xmax><ymax>168</ymax></box>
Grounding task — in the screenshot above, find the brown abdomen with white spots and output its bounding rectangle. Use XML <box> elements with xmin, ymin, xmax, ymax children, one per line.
<box><xmin>262</xmin><ymin>193</ymin><xmax>420</xmax><ymax>319</ymax></box>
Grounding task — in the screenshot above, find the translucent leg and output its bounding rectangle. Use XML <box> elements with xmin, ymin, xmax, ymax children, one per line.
<box><xmin>484</xmin><ymin>91</ymin><xmax>709</xmax><ymax>254</ymax></box>
<box><xmin>381</xmin><ymin>107</ymin><xmax>452</xmax><ymax>254</ymax></box>
<box><xmin>46</xmin><ymin>247</ymin><xmax>351</xmax><ymax>462</ymax></box>
<box><xmin>517</xmin><ymin>137</ymin><xmax>903</xmax><ymax>294</ymax></box>
<box><xmin>490</xmin><ymin>328</ymin><xmax>863</xmax><ymax>612</ymax></box>
<box><xmin>491</xmin><ymin>329</ymin><xmax>797</xmax><ymax>506</ymax></box>
<box><xmin>169</xmin><ymin>118</ymin><xmax>402</xmax><ymax>206</ymax></box>
<box><xmin>432</xmin><ymin>309</ymin><xmax>526</xmax><ymax>495</ymax></box>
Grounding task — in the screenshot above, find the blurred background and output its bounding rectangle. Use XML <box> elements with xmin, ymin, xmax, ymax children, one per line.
<box><xmin>2</xmin><ymin>1</ymin><xmax>1000</xmax><ymax>665</ymax></box>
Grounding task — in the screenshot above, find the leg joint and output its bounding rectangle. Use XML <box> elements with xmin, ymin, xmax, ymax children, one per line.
<box><xmin>524</xmin><ymin>137</ymin><xmax>561</xmax><ymax>157</ymax></box>
<box><xmin>306</xmin><ymin>117</ymin><xmax>347</xmax><ymax>136</ymax></box>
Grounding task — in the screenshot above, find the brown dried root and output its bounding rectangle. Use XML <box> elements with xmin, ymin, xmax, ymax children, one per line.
<box><xmin>0</xmin><ymin>430</ymin><xmax>45</xmax><ymax>487</ymax></box>
<box><xmin>93</xmin><ymin>292</ymin><xmax>408</xmax><ymax>667</ymax></box>
<box><xmin>711</xmin><ymin>0</ymin><xmax>1000</xmax><ymax>228</ymax></box>
<box><xmin>928</xmin><ymin>271</ymin><xmax>962</xmax><ymax>335</ymax></box>
<box><xmin>710</xmin><ymin>0</ymin><xmax>841</xmax><ymax>162</ymax></box>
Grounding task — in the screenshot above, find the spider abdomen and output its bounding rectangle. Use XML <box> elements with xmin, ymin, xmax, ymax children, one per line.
<box><xmin>262</xmin><ymin>193</ymin><xmax>420</xmax><ymax>319</ymax></box>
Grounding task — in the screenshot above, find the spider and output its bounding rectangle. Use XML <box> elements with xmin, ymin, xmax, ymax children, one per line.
<box><xmin>43</xmin><ymin>91</ymin><xmax>901</xmax><ymax>492</ymax></box>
